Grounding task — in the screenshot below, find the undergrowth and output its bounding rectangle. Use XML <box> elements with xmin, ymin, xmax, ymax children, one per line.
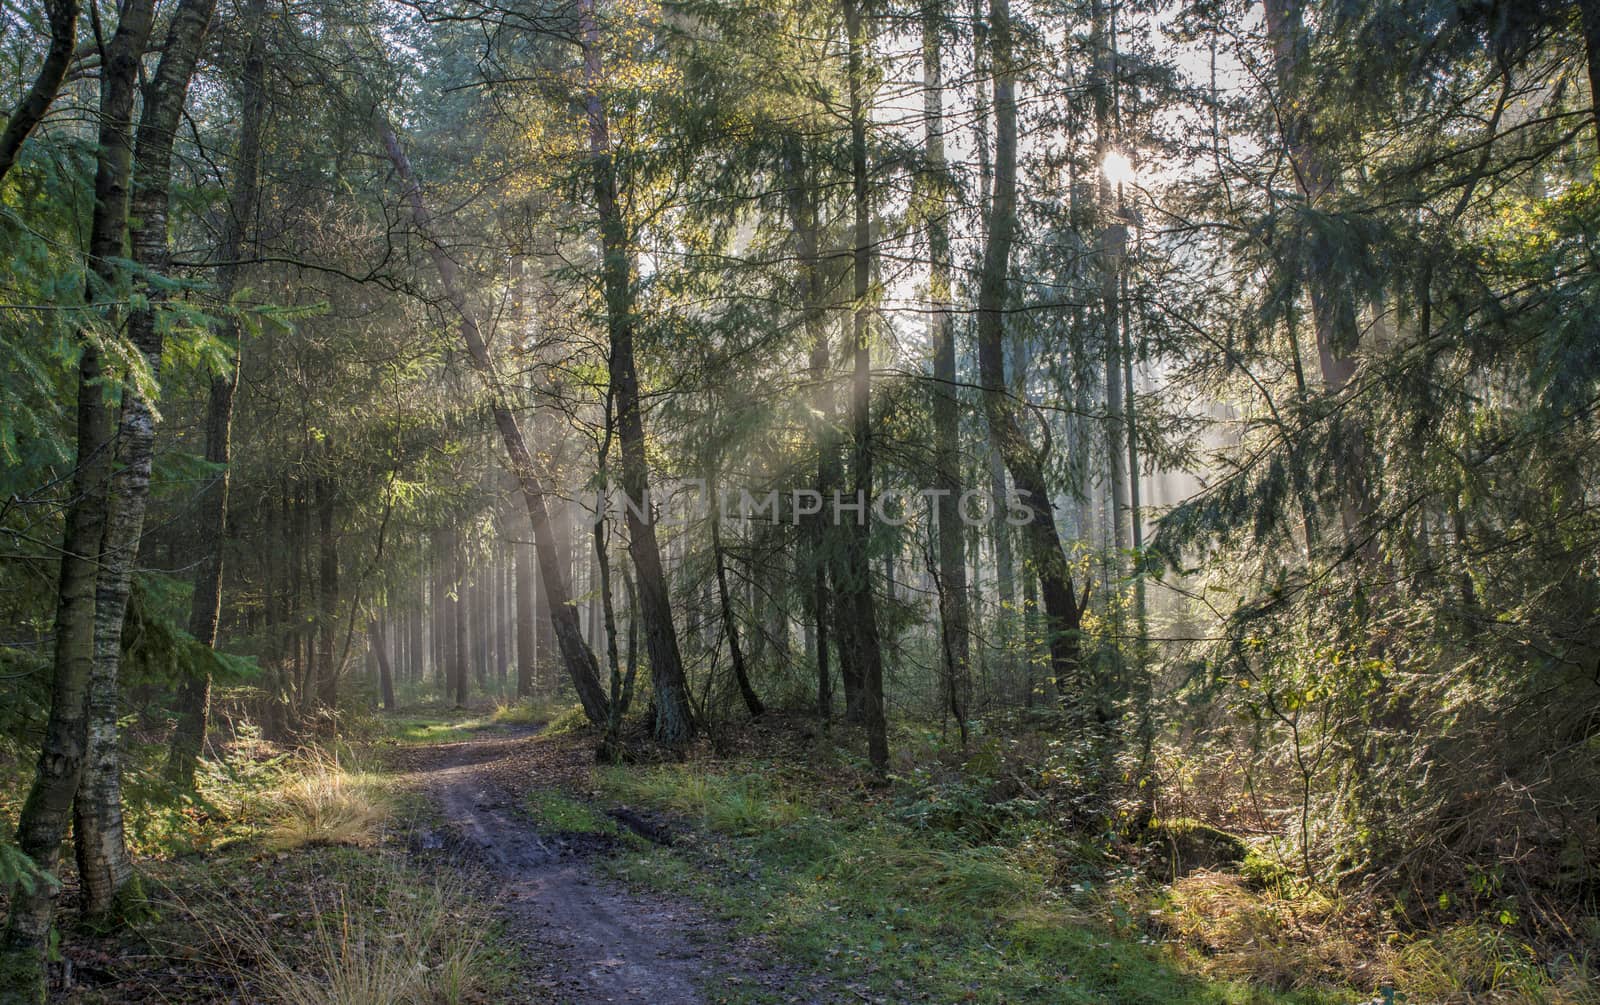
<box><xmin>596</xmin><ymin>758</ymin><xmax>1351</xmax><ymax>1005</ymax></box>
<box><xmin>123</xmin><ymin>845</ymin><xmax>508</xmax><ymax>1005</ymax></box>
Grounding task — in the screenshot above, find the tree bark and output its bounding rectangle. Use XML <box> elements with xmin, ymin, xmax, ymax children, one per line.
<box><xmin>168</xmin><ymin>0</ymin><xmax>268</xmax><ymax>786</ymax></box>
<box><xmin>314</xmin><ymin>470</ymin><xmax>339</xmax><ymax>709</ymax></box>
<box><xmin>579</xmin><ymin>0</ymin><xmax>694</xmax><ymax>745</ymax></box>
<box><xmin>782</xmin><ymin>134</ymin><xmax>838</xmax><ymax>722</ymax></box>
<box><xmin>923</xmin><ymin>1</ymin><xmax>971</xmax><ymax>740</ymax></box>
<box><xmin>0</xmin><ymin>1</ymin><xmax>157</xmax><ymax>993</ymax></box>
<box><xmin>843</xmin><ymin>0</ymin><xmax>889</xmax><ymax>772</ymax></box>
<box><xmin>514</xmin><ymin>512</ymin><xmax>537</xmax><ymax>697</ymax></box>
<box><xmin>370</xmin><ymin>620</ymin><xmax>396</xmax><ymax>711</ymax></box>
<box><xmin>73</xmin><ymin>0</ymin><xmax>215</xmax><ymax>925</ymax></box>
<box><xmin>976</xmin><ymin>0</ymin><xmax>1092</xmax><ymax>719</ymax></box>
<box><xmin>452</xmin><ymin>540</ymin><xmax>469</xmax><ymax>708</ymax></box>
<box><xmin>712</xmin><ymin>494</ymin><xmax>764</xmax><ymax>718</ymax></box>
<box><xmin>0</xmin><ymin>0</ymin><xmax>80</xmax><ymax>186</ymax></box>
<box><xmin>377</xmin><ymin>121</ymin><xmax>610</xmax><ymax>724</ymax></box>
<box><xmin>1583</xmin><ymin>0</ymin><xmax>1600</xmax><ymax>152</ymax></box>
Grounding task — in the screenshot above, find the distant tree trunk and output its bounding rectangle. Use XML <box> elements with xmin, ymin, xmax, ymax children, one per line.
<box><xmin>314</xmin><ymin>471</ymin><xmax>339</xmax><ymax>709</ymax></box>
<box><xmin>410</xmin><ymin>585</ymin><xmax>425</xmax><ymax>684</ymax></box>
<box><xmin>370</xmin><ymin>620</ymin><xmax>396</xmax><ymax>711</ymax></box>
<box><xmin>579</xmin><ymin>0</ymin><xmax>694</xmax><ymax>745</ymax></box>
<box><xmin>0</xmin><ymin>0</ymin><xmax>157</xmax><ymax>990</ymax></box>
<box><xmin>712</xmin><ymin>491</ymin><xmax>764</xmax><ymax>719</ymax></box>
<box><xmin>497</xmin><ymin>555</ymin><xmax>511</xmax><ymax>687</ymax></box>
<box><xmin>472</xmin><ymin>565</ymin><xmax>488</xmax><ymax>687</ymax></box>
<box><xmin>168</xmin><ymin>0</ymin><xmax>268</xmax><ymax>786</ymax></box>
<box><xmin>515</xmin><ymin>515</ymin><xmax>537</xmax><ymax>697</ymax></box>
<box><xmin>290</xmin><ymin>485</ymin><xmax>308</xmax><ymax>713</ymax></box>
<box><xmin>74</xmin><ymin>0</ymin><xmax>216</xmax><ymax>925</ymax></box>
<box><xmin>782</xmin><ymin>134</ymin><xmax>837</xmax><ymax>722</ymax></box>
<box><xmin>452</xmin><ymin>542</ymin><xmax>469</xmax><ymax>708</ymax></box>
<box><xmin>843</xmin><ymin>0</ymin><xmax>889</xmax><ymax>772</ymax></box>
<box><xmin>433</xmin><ymin>536</ymin><xmax>449</xmax><ymax>696</ymax></box>
<box><xmin>923</xmin><ymin>1</ymin><xmax>971</xmax><ymax>741</ymax></box>
<box><xmin>377</xmin><ymin>121</ymin><xmax>610</xmax><ymax>724</ymax></box>
<box><xmin>0</xmin><ymin>0</ymin><xmax>80</xmax><ymax>186</ymax></box>
<box><xmin>976</xmin><ymin>0</ymin><xmax>1091</xmax><ymax>719</ymax></box>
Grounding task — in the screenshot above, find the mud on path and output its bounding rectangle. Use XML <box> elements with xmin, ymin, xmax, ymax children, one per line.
<box><xmin>386</xmin><ymin>727</ymin><xmax>812</xmax><ymax>1005</ymax></box>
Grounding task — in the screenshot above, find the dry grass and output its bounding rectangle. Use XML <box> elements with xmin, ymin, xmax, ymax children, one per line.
<box><xmin>260</xmin><ymin>750</ymin><xmax>391</xmax><ymax>850</ymax></box>
<box><xmin>1162</xmin><ymin>871</ymin><xmax>1385</xmax><ymax>991</ymax></box>
<box><xmin>1389</xmin><ymin>923</ymin><xmax>1600</xmax><ymax>1005</ymax></box>
<box><xmin>183</xmin><ymin>854</ymin><xmax>495</xmax><ymax>1005</ymax></box>
<box><xmin>1162</xmin><ymin>872</ymin><xmax>1600</xmax><ymax>1004</ymax></box>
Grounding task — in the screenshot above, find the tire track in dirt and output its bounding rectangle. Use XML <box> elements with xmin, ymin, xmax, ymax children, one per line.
<box><xmin>397</xmin><ymin>728</ymin><xmax>714</xmax><ymax>1004</ymax></box>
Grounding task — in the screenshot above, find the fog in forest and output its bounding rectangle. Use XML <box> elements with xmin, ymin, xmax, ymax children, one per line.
<box><xmin>1</xmin><ymin>0</ymin><xmax>1598</xmax><ymax>1002</ymax></box>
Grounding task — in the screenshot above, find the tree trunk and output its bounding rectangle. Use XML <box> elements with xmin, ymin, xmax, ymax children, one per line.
<box><xmin>370</xmin><ymin>620</ymin><xmax>396</xmax><ymax>711</ymax></box>
<box><xmin>410</xmin><ymin>584</ymin><xmax>425</xmax><ymax>684</ymax></box>
<box><xmin>515</xmin><ymin>512</ymin><xmax>537</xmax><ymax>697</ymax></box>
<box><xmin>452</xmin><ymin>541</ymin><xmax>469</xmax><ymax>708</ymax></box>
<box><xmin>74</xmin><ymin>0</ymin><xmax>216</xmax><ymax>925</ymax></box>
<box><xmin>314</xmin><ymin>471</ymin><xmax>339</xmax><ymax>709</ymax></box>
<box><xmin>712</xmin><ymin>494</ymin><xmax>764</xmax><ymax>718</ymax></box>
<box><xmin>433</xmin><ymin>536</ymin><xmax>448</xmax><ymax>695</ymax></box>
<box><xmin>923</xmin><ymin>2</ymin><xmax>971</xmax><ymax>741</ymax></box>
<box><xmin>168</xmin><ymin>0</ymin><xmax>268</xmax><ymax>786</ymax></box>
<box><xmin>782</xmin><ymin>134</ymin><xmax>838</xmax><ymax>723</ymax></box>
<box><xmin>377</xmin><ymin>121</ymin><xmax>610</xmax><ymax>724</ymax></box>
<box><xmin>579</xmin><ymin>0</ymin><xmax>694</xmax><ymax>745</ymax></box>
<box><xmin>0</xmin><ymin>0</ymin><xmax>80</xmax><ymax>185</ymax></box>
<box><xmin>290</xmin><ymin>485</ymin><xmax>308</xmax><ymax>715</ymax></box>
<box><xmin>1583</xmin><ymin>0</ymin><xmax>1600</xmax><ymax>152</ymax></box>
<box><xmin>1262</xmin><ymin>0</ymin><xmax>1366</xmax><ymax>546</ymax></box>
<box><xmin>0</xmin><ymin>1</ymin><xmax>157</xmax><ymax>992</ymax></box>
<box><xmin>976</xmin><ymin>0</ymin><xmax>1092</xmax><ymax>719</ymax></box>
<box><xmin>843</xmin><ymin>0</ymin><xmax>889</xmax><ymax>772</ymax></box>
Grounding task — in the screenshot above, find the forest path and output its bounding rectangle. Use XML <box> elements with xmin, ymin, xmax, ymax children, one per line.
<box><xmin>388</xmin><ymin>725</ymin><xmax>780</xmax><ymax>1005</ymax></box>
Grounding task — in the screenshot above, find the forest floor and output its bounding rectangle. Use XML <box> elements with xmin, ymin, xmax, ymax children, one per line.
<box><xmin>384</xmin><ymin>721</ymin><xmax>838</xmax><ymax>1003</ymax></box>
<box><xmin>20</xmin><ymin>705</ymin><xmax>1368</xmax><ymax>1005</ymax></box>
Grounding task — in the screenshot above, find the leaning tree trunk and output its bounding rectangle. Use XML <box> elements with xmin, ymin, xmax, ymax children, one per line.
<box><xmin>168</xmin><ymin>0</ymin><xmax>268</xmax><ymax>786</ymax></box>
<box><xmin>842</xmin><ymin>0</ymin><xmax>889</xmax><ymax>772</ymax></box>
<box><xmin>377</xmin><ymin>122</ymin><xmax>610</xmax><ymax>724</ymax></box>
<box><xmin>0</xmin><ymin>1</ymin><xmax>157</xmax><ymax>995</ymax></box>
<box><xmin>922</xmin><ymin>0</ymin><xmax>971</xmax><ymax>741</ymax></box>
<box><xmin>0</xmin><ymin>0</ymin><xmax>80</xmax><ymax>185</ymax></box>
<box><xmin>579</xmin><ymin>0</ymin><xmax>695</xmax><ymax>745</ymax></box>
<box><xmin>975</xmin><ymin>0</ymin><xmax>1092</xmax><ymax>721</ymax></box>
<box><xmin>711</xmin><ymin>488</ymin><xmax>764</xmax><ymax>719</ymax></box>
<box><xmin>74</xmin><ymin>0</ymin><xmax>216</xmax><ymax>927</ymax></box>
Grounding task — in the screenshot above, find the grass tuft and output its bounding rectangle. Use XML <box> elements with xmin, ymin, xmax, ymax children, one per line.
<box><xmin>261</xmin><ymin>752</ymin><xmax>390</xmax><ymax>850</ymax></box>
<box><xmin>188</xmin><ymin>852</ymin><xmax>496</xmax><ymax>1005</ymax></box>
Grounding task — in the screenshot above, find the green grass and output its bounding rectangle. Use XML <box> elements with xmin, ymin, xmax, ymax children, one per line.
<box><xmin>526</xmin><ymin>790</ymin><xmax>621</xmax><ymax>836</ymax></box>
<box><xmin>379</xmin><ymin>699</ymin><xmax>578</xmax><ymax>745</ymax></box>
<box><xmin>598</xmin><ymin>762</ymin><xmax>1357</xmax><ymax>1005</ymax></box>
<box><xmin>381</xmin><ymin>708</ymin><xmax>506</xmax><ymax>744</ymax></box>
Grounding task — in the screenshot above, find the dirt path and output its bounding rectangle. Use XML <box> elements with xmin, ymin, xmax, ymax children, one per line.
<box><xmin>392</xmin><ymin>727</ymin><xmax>797</xmax><ymax>1005</ymax></box>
